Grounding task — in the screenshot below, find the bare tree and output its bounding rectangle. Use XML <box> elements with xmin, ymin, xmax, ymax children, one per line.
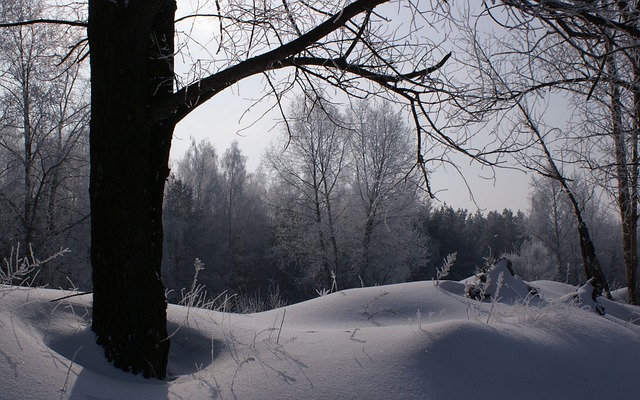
<box><xmin>2</xmin><ymin>0</ymin><xmax>457</xmax><ymax>377</ymax></box>
<box><xmin>162</xmin><ymin>175</ymin><xmax>195</xmax><ymax>295</ymax></box>
<box><xmin>176</xmin><ymin>138</ymin><xmax>220</xmax><ymax>220</ymax></box>
<box><xmin>443</xmin><ymin>1</ymin><xmax>640</xmax><ymax>301</ymax></box>
<box><xmin>527</xmin><ymin>175</ymin><xmax>587</xmax><ymax>283</ymax></box>
<box><xmin>164</xmin><ymin>139</ymin><xmax>272</xmax><ymax>297</ymax></box>
<box><xmin>490</xmin><ymin>1</ymin><xmax>640</xmax><ymax>304</ymax></box>
<box><xmin>171</xmin><ymin>139</ymin><xmax>226</xmax><ymax>289</ymax></box>
<box><xmin>266</xmin><ymin>97</ymin><xmax>428</xmax><ymax>291</ymax></box>
<box><xmin>348</xmin><ymin>100</ymin><xmax>427</xmax><ymax>284</ymax></box>
<box><xmin>220</xmin><ymin>141</ymin><xmax>249</xmax><ymax>269</ymax></box>
<box><xmin>532</xmin><ymin>176</ymin><xmax>578</xmax><ymax>281</ymax></box>
<box><xmin>0</xmin><ymin>0</ymin><xmax>89</xmax><ymax>286</ymax></box>
<box><xmin>521</xmin><ymin>89</ymin><xmax>614</xmax><ymax>298</ymax></box>
<box><xmin>266</xmin><ymin>96</ymin><xmax>348</xmax><ymax>292</ymax></box>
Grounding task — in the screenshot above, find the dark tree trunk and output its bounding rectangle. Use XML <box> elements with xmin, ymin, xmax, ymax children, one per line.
<box><xmin>88</xmin><ymin>0</ymin><xmax>176</xmax><ymax>379</ymax></box>
<box><xmin>359</xmin><ymin>205</ymin><xmax>375</xmax><ymax>283</ymax></box>
<box><xmin>321</xmin><ymin>175</ymin><xmax>340</xmax><ymax>287</ymax></box>
<box><xmin>555</xmin><ymin>173</ymin><xmax>611</xmax><ymax>299</ymax></box>
<box><xmin>577</xmin><ymin>223</ymin><xmax>611</xmax><ymax>299</ymax></box>
<box><xmin>520</xmin><ymin>101</ymin><xmax>612</xmax><ymax>299</ymax></box>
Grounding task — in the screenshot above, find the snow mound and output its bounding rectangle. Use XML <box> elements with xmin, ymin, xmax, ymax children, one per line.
<box><xmin>460</xmin><ymin>258</ymin><xmax>539</xmax><ymax>303</ymax></box>
<box><xmin>558</xmin><ymin>279</ymin><xmax>605</xmax><ymax>315</ymax></box>
<box><xmin>1</xmin><ymin>276</ymin><xmax>639</xmax><ymax>400</ymax></box>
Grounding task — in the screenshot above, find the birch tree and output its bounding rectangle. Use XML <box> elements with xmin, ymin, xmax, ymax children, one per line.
<box><xmin>447</xmin><ymin>1</ymin><xmax>640</xmax><ymax>301</ymax></box>
<box><xmin>266</xmin><ymin>96</ymin><xmax>348</xmax><ymax>292</ymax></box>
<box><xmin>348</xmin><ymin>101</ymin><xmax>427</xmax><ymax>285</ymax></box>
<box><xmin>496</xmin><ymin>0</ymin><xmax>640</xmax><ymax>304</ymax></box>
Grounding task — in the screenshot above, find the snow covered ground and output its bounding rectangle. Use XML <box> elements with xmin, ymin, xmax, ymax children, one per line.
<box><xmin>2</xmin><ymin>264</ymin><xmax>640</xmax><ymax>400</ymax></box>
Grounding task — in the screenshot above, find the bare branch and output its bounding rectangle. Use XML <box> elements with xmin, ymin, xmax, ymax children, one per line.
<box><xmin>0</xmin><ymin>18</ymin><xmax>87</xmax><ymax>28</ymax></box>
<box><xmin>151</xmin><ymin>0</ymin><xmax>393</xmax><ymax>124</ymax></box>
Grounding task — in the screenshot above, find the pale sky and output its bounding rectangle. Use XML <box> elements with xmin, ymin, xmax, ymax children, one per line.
<box><xmin>170</xmin><ymin>87</ymin><xmax>533</xmax><ymax>214</ymax></box>
<box><xmin>170</xmin><ymin>1</ymin><xmax>534</xmax><ymax>214</ymax></box>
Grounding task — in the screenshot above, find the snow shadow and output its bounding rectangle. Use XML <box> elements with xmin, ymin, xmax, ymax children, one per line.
<box><xmin>166</xmin><ymin>320</ymin><xmax>221</xmax><ymax>377</ymax></box>
<box><xmin>47</xmin><ymin>321</ymin><xmax>219</xmax><ymax>380</ymax></box>
<box><xmin>45</xmin><ymin>316</ymin><xmax>220</xmax><ymax>399</ymax></box>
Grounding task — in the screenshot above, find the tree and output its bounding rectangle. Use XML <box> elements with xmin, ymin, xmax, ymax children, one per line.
<box><xmin>162</xmin><ymin>176</ymin><xmax>196</xmax><ymax>295</ymax></box>
<box><xmin>420</xmin><ymin>205</ymin><xmax>525</xmax><ymax>280</ymax></box>
<box><xmin>177</xmin><ymin>139</ymin><xmax>220</xmax><ymax>217</ymax></box>
<box><xmin>266</xmin><ymin>97</ymin><xmax>428</xmax><ymax>292</ymax></box>
<box><xmin>421</xmin><ymin>205</ymin><xmax>473</xmax><ymax>280</ymax></box>
<box><xmin>4</xmin><ymin>0</ymin><xmax>453</xmax><ymax>378</ymax></box>
<box><xmin>0</xmin><ymin>0</ymin><xmax>90</xmax><ymax>287</ymax></box>
<box><xmin>219</xmin><ymin>141</ymin><xmax>249</xmax><ymax>271</ymax></box>
<box><xmin>347</xmin><ymin>100</ymin><xmax>427</xmax><ymax>285</ymax></box>
<box><xmin>446</xmin><ymin>1</ymin><xmax>627</xmax><ymax>300</ymax></box>
<box><xmin>480</xmin><ymin>1</ymin><xmax>640</xmax><ymax>303</ymax></box>
<box><xmin>478</xmin><ymin>209</ymin><xmax>526</xmax><ymax>259</ymax></box>
<box><xmin>527</xmin><ymin>176</ymin><xmax>584</xmax><ymax>283</ymax></box>
<box><xmin>266</xmin><ymin>96</ymin><xmax>349</xmax><ymax>292</ymax></box>
<box><xmin>525</xmin><ymin>174</ymin><xmax>623</xmax><ymax>284</ymax></box>
<box><xmin>163</xmin><ymin>140</ymin><xmax>275</xmax><ymax>299</ymax></box>
<box><xmin>219</xmin><ymin>141</ymin><xmax>273</xmax><ymax>290</ymax></box>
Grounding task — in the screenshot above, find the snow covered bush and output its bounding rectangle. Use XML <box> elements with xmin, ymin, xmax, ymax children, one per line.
<box><xmin>503</xmin><ymin>240</ymin><xmax>557</xmax><ymax>281</ymax></box>
<box><xmin>464</xmin><ymin>258</ymin><xmax>539</xmax><ymax>303</ymax></box>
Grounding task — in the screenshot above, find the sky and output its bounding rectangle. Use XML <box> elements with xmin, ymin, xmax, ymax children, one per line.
<box><xmin>169</xmin><ymin>1</ymin><xmax>535</xmax><ymax>214</ymax></box>
<box><xmin>2</xmin><ymin>260</ymin><xmax>639</xmax><ymax>399</ymax></box>
<box><xmin>169</xmin><ymin>79</ymin><xmax>534</xmax><ymax>213</ymax></box>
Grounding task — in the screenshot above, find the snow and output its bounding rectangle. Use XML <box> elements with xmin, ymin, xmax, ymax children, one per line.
<box><xmin>1</xmin><ymin>272</ymin><xmax>640</xmax><ymax>400</ymax></box>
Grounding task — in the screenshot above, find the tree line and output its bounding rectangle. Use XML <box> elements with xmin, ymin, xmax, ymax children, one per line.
<box><xmin>0</xmin><ymin>45</ymin><xmax>627</xmax><ymax>302</ymax></box>
<box><xmin>160</xmin><ymin>97</ymin><xmax>627</xmax><ymax>305</ymax></box>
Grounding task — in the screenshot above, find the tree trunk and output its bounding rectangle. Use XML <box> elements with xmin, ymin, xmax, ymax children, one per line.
<box><xmin>21</xmin><ymin>64</ymin><xmax>34</xmax><ymax>246</ymax></box>
<box><xmin>608</xmin><ymin>51</ymin><xmax>640</xmax><ymax>305</ymax></box>
<box><xmin>88</xmin><ymin>0</ymin><xmax>176</xmax><ymax>379</ymax></box>
<box><xmin>628</xmin><ymin>46</ymin><xmax>640</xmax><ymax>305</ymax></box>
<box><xmin>359</xmin><ymin>198</ymin><xmax>376</xmax><ymax>284</ymax></box>
<box><xmin>321</xmin><ymin>174</ymin><xmax>340</xmax><ymax>287</ymax></box>
<box><xmin>312</xmin><ymin>175</ymin><xmax>331</xmax><ymax>290</ymax></box>
<box><xmin>555</xmin><ymin>174</ymin><xmax>611</xmax><ymax>299</ymax></box>
<box><xmin>550</xmin><ymin>185</ymin><xmax>568</xmax><ymax>282</ymax></box>
<box><xmin>629</xmin><ymin>120</ymin><xmax>640</xmax><ymax>305</ymax></box>
<box><xmin>519</xmin><ymin>102</ymin><xmax>612</xmax><ymax>299</ymax></box>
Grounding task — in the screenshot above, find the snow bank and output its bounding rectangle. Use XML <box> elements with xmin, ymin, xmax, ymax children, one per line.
<box><xmin>1</xmin><ymin>274</ymin><xmax>639</xmax><ymax>400</ymax></box>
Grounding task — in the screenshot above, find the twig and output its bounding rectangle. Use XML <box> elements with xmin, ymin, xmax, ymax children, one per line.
<box><xmin>60</xmin><ymin>346</ymin><xmax>82</xmax><ymax>399</ymax></box>
<box><xmin>50</xmin><ymin>291</ymin><xmax>93</xmax><ymax>303</ymax></box>
<box><xmin>276</xmin><ymin>309</ymin><xmax>286</xmax><ymax>344</ymax></box>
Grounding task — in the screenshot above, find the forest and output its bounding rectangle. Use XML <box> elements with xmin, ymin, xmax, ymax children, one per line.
<box><xmin>2</xmin><ymin>0</ymin><xmax>640</xmax><ymax>381</ymax></box>
<box><xmin>0</xmin><ymin>74</ymin><xmax>627</xmax><ymax>306</ymax></box>
<box><xmin>159</xmin><ymin>98</ymin><xmax>628</xmax><ymax>307</ymax></box>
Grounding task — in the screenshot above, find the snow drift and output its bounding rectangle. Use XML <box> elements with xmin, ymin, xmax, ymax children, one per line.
<box><xmin>1</xmin><ymin>268</ymin><xmax>639</xmax><ymax>400</ymax></box>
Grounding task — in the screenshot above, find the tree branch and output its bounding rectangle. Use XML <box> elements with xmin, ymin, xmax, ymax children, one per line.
<box><xmin>151</xmin><ymin>0</ymin><xmax>391</xmax><ymax>124</ymax></box>
<box><xmin>502</xmin><ymin>0</ymin><xmax>640</xmax><ymax>38</ymax></box>
<box><xmin>0</xmin><ymin>18</ymin><xmax>87</xmax><ymax>28</ymax></box>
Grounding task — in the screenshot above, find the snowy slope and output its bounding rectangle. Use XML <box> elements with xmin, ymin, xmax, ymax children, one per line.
<box><xmin>1</xmin><ymin>276</ymin><xmax>639</xmax><ymax>400</ymax></box>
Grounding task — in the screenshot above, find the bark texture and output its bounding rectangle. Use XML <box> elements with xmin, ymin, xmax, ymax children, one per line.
<box><xmin>88</xmin><ymin>0</ymin><xmax>176</xmax><ymax>379</ymax></box>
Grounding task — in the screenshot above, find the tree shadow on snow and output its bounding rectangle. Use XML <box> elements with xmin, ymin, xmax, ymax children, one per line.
<box><xmin>48</xmin><ymin>318</ymin><xmax>221</xmax><ymax>399</ymax></box>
